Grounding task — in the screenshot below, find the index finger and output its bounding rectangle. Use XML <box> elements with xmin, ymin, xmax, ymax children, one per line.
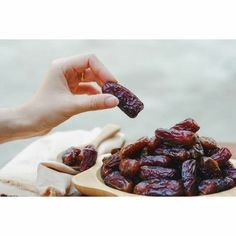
<box><xmin>55</xmin><ymin>54</ymin><xmax>118</xmax><ymax>86</ymax></box>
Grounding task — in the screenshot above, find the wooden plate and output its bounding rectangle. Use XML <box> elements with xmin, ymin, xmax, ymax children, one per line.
<box><xmin>72</xmin><ymin>154</ymin><xmax>236</xmax><ymax>197</ymax></box>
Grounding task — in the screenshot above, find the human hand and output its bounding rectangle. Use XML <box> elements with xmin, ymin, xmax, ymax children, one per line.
<box><xmin>0</xmin><ymin>54</ymin><xmax>120</xmax><ymax>142</ymax></box>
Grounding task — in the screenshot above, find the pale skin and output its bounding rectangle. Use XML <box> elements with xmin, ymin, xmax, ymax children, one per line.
<box><xmin>0</xmin><ymin>54</ymin><xmax>119</xmax><ymax>144</ymax></box>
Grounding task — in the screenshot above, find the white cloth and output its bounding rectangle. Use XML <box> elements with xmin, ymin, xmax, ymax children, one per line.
<box><xmin>0</xmin><ymin>127</ymin><xmax>125</xmax><ymax>196</ymax></box>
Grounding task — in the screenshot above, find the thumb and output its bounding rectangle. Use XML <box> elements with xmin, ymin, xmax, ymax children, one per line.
<box><xmin>74</xmin><ymin>94</ymin><xmax>119</xmax><ymax>113</ymax></box>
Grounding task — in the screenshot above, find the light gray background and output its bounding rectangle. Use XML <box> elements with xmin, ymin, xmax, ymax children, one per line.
<box><xmin>0</xmin><ymin>40</ymin><xmax>236</xmax><ymax>167</ymax></box>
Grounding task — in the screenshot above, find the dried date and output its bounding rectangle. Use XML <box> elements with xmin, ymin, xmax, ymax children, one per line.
<box><xmin>198</xmin><ymin>177</ymin><xmax>235</xmax><ymax>195</ymax></box>
<box><xmin>182</xmin><ymin>160</ymin><xmax>198</xmax><ymax>196</ymax></box>
<box><xmin>102</xmin><ymin>82</ymin><xmax>144</xmax><ymax>118</ymax></box>
<box><xmin>100</xmin><ymin>165</ymin><xmax>113</xmax><ymax>179</ymax></box>
<box><xmin>62</xmin><ymin>147</ymin><xmax>81</xmax><ymax>166</ymax></box>
<box><xmin>200</xmin><ymin>136</ymin><xmax>217</xmax><ymax>151</ymax></box>
<box><xmin>211</xmin><ymin>147</ymin><xmax>232</xmax><ymax>167</ymax></box>
<box><xmin>200</xmin><ymin>157</ymin><xmax>222</xmax><ymax>178</ymax></box>
<box><xmin>171</xmin><ymin>118</ymin><xmax>200</xmax><ymax>133</ymax></box>
<box><xmin>146</xmin><ymin>137</ymin><xmax>161</xmax><ymax>154</ymax></box>
<box><xmin>155</xmin><ymin>128</ymin><xmax>197</xmax><ymax>146</ymax></box>
<box><xmin>119</xmin><ymin>159</ymin><xmax>140</xmax><ymax>177</ymax></box>
<box><xmin>78</xmin><ymin>145</ymin><xmax>97</xmax><ymax>172</ymax></box>
<box><xmin>140</xmin><ymin>155</ymin><xmax>172</xmax><ymax>167</ymax></box>
<box><xmin>223</xmin><ymin>169</ymin><xmax>236</xmax><ymax>183</ymax></box>
<box><xmin>134</xmin><ymin>179</ymin><xmax>184</xmax><ymax>196</ymax></box>
<box><xmin>102</xmin><ymin>152</ymin><xmax>121</xmax><ymax>169</ymax></box>
<box><xmin>120</xmin><ymin>137</ymin><xmax>149</xmax><ymax>159</ymax></box>
<box><xmin>140</xmin><ymin>166</ymin><xmax>179</xmax><ymax>180</ymax></box>
<box><xmin>104</xmin><ymin>171</ymin><xmax>134</xmax><ymax>193</ymax></box>
<box><xmin>154</xmin><ymin>147</ymin><xmax>190</xmax><ymax>162</ymax></box>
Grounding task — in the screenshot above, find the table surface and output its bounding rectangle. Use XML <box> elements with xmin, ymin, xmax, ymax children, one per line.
<box><xmin>1</xmin><ymin>143</ymin><xmax>236</xmax><ymax>197</ymax></box>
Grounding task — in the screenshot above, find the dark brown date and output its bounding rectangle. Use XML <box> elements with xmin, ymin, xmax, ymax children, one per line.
<box><xmin>102</xmin><ymin>82</ymin><xmax>144</xmax><ymax>118</ymax></box>
<box><xmin>200</xmin><ymin>157</ymin><xmax>222</xmax><ymax>178</ymax></box>
<box><xmin>171</xmin><ymin>118</ymin><xmax>200</xmax><ymax>133</ymax></box>
<box><xmin>189</xmin><ymin>142</ymin><xmax>204</xmax><ymax>160</ymax></box>
<box><xmin>223</xmin><ymin>169</ymin><xmax>236</xmax><ymax>183</ymax></box>
<box><xmin>119</xmin><ymin>159</ymin><xmax>140</xmax><ymax>177</ymax></box>
<box><xmin>222</xmin><ymin>161</ymin><xmax>234</xmax><ymax>169</ymax></box>
<box><xmin>104</xmin><ymin>171</ymin><xmax>134</xmax><ymax>193</ymax></box>
<box><xmin>134</xmin><ymin>179</ymin><xmax>184</xmax><ymax>196</ymax></box>
<box><xmin>198</xmin><ymin>177</ymin><xmax>235</xmax><ymax>195</ymax></box>
<box><xmin>102</xmin><ymin>152</ymin><xmax>121</xmax><ymax>169</ymax></box>
<box><xmin>154</xmin><ymin>147</ymin><xmax>190</xmax><ymax>162</ymax></box>
<box><xmin>200</xmin><ymin>136</ymin><xmax>217</xmax><ymax>151</ymax></box>
<box><xmin>146</xmin><ymin>137</ymin><xmax>161</xmax><ymax>154</ymax></box>
<box><xmin>182</xmin><ymin>160</ymin><xmax>198</xmax><ymax>196</ymax></box>
<box><xmin>78</xmin><ymin>145</ymin><xmax>97</xmax><ymax>172</ymax></box>
<box><xmin>155</xmin><ymin>128</ymin><xmax>197</xmax><ymax>146</ymax></box>
<box><xmin>62</xmin><ymin>147</ymin><xmax>81</xmax><ymax>166</ymax></box>
<box><xmin>100</xmin><ymin>165</ymin><xmax>113</xmax><ymax>179</ymax></box>
<box><xmin>204</xmin><ymin>147</ymin><xmax>220</xmax><ymax>157</ymax></box>
<box><xmin>211</xmin><ymin>147</ymin><xmax>232</xmax><ymax>167</ymax></box>
<box><xmin>110</xmin><ymin>148</ymin><xmax>121</xmax><ymax>155</ymax></box>
<box><xmin>140</xmin><ymin>166</ymin><xmax>179</xmax><ymax>180</ymax></box>
<box><xmin>120</xmin><ymin>137</ymin><xmax>149</xmax><ymax>159</ymax></box>
<box><xmin>140</xmin><ymin>155</ymin><xmax>172</xmax><ymax>167</ymax></box>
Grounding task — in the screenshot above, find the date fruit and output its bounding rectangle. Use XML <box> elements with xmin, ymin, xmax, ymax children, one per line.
<box><xmin>155</xmin><ymin>128</ymin><xmax>197</xmax><ymax>146</ymax></box>
<box><xmin>211</xmin><ymin>147</ymin><xmax>232</xmax><ymax>167</ymax></box>
<box><xmin>120</xmin><ymin>137</ymin><xmax>149</xmax><ymax>159</ymax></box>
<box><xmin>134</xmin><ymin>179</ymin><xmax>184</xmax><ymax>196</ymax></box>
<box><xmin>104</xmin><ymin>171</ymin><xmax>134</xmax><ymax>193</ymax></box>
<box><xmin>171</xmin><ymin>118</ymin><xmax>200</xmax><ymax>133</ymax></box>
<box><xmin>78</xmin><ymin>145</ymin><xmax>97</xmax><ymax>172</ymax></box>
<box><xmin>182</xmin><ymin>160</ymin><xmax>198</xmax><ymax>196</ymax></box>
<box><xmin>140</xmin><ymin>166</ymin><xmax>179</xmax><ymax>180</ymax></box>
<box><xmin>102</xmin><ymin>82</ymin><xmax>144</xmax><ymax>118</ymax></box>
<box><xmin>119</xmin><ymin>159</ymin><xmax>140</xmax><ymax>177</ymax></box>
<box><xmin>198</xmin><ymin>177</ymin><xmax>235</xmax><ymax>195</ymax></box>
<box><xmin>140</xmin><ymin>155</ymin><xmax>172</xmax><ymax>167</ymax></box>
<box><xmin>101</xmin><ymin>118</ymin><xmax>235</xmax><ymax>196</ymax></box>
<box><xmin>154</xmin><ymin>147</ymin><xmax>190</xmax><ymax>162</ymax></box>
<box><xmin>62</xmin><ymin>147</ymin><xmax>81</xmax><ymax>166</ymax></box>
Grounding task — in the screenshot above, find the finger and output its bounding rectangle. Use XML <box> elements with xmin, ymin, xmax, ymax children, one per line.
<box><xmin>55</xmin><ymin>54</ymin><xmax>118</xmax><ymax>86</ymax></box>
<box><xmin>73</xmin><ymin>94</ymin><xmax>119</xmax><ymax>113</ymax></box>
<box><xmin>73</xmin><ymin>83</ymin><xmax>101</xmax><ymax>95</ymax></box>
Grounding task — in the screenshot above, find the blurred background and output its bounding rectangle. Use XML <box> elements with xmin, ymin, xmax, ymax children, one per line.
<box><xmin>0</xmin><ymin>40</ymin><xmax>236</xmax><ymax>167</ymax></box>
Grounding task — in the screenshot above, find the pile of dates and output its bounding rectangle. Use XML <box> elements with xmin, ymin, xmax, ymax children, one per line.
<box><xmin>62</xmin><ymin>145</ymin><xmax>97</xmax><ymax>172</ymax></box>
<box><xmin>101</xmin><ymin>118</ymin><xmax>236</xmax><ymax>196</ymax></box>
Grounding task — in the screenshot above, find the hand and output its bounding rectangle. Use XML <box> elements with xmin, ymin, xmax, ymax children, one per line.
<box><xmin>0</xmin><ymin>54</ymin><xmax>119</xmax><ymax>143</ymax></box>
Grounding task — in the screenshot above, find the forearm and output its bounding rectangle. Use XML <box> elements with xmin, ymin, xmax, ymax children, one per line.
<box><xmin>0</xmin><ymin>105</ymin><xmax>38</xmax><ymax>143</ymax></box>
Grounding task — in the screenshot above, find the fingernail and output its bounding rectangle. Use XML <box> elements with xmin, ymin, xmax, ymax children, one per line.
<box><xmin>105</xmin><ymin>96</ymin><xmax>119</xmax><ymax>108</ymax></box>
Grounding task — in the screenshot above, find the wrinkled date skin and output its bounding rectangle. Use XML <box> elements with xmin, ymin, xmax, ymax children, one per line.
<box><xmin>119</xmin><ymin>159</ymin><xmax>140</xmax><ymax>177</ymax></box>
<box><xmin>134</xmin><ymin>179</ymin><xmax>184</xmax><ymax>196</ymax></box>
<box><xmin>200</xmin><ymin>136</ymin><xmax>217</xmax><ymax>151</ymax></box>
<box><xmin>104</xmin><ymin>171</ymin><xmax>134</xmax><ymax>193</ymax></box>
<box><xmin>102</xmin><ymin>152</ymin><xmax>121</xmax><ymax>169</ymax></box>
<box><xmin>155</xmin><ymin>128</ymin><xmax>197</xmax><ymax>146</ymax></box>
<box><xmin>146</xmin><ymin>137</ymin><xmax>161</xmax><ymax>154</ymax></box>
<box><xmin>62</xmin><ymin>147</ymin><xmax>81</xmax><ymax>166</ymax></box>
<box><xmin>78</xmin><ymin>145</ymin><xmax>97</xmax><ymax>172</ymax></box>
<box><xmin>120</xmin><ymin>137</ymin><xmax>149</xmax><ymax>159</ymax></box>
<box><xmin>154</xmin><ymin>147</ymin><xmax>190</xmax><ymax>162</ymax></box>
<box><xmin>182</xmin><ymin>160</ymin><xmax>198</xmax><ymax>196</ymax></box>
<box><xmin>102</xmin><ymin>82</ymin><xmax>144</xmax><ymax>118</ymax></box>
<box><xmin>223</xmin><ymin>168</ymin><xmax>236</xmax><ymax>183</ymax></box>
<box><xmin>211</xmin><ymin>147</ymin><xmax>232</xmax><ymax>167</ymax></box>
<box><xmin>200</xmin><ymin>157</ymin><xmax>222</xmax><ymax>178</ymax></box>
<box><xmin>189</xmin><ymin>141</ymin><xmax>204</xmax><ymax>160</ymax></box>
<box><xmin>140</xmin><ymin>155</ymin><xmax>173</xmax><ymax>167</ymax></box>
<box><xmin>100</xmin><ymin>165</ymin><xmax>113</xmax><ymax>179</ymax></box>
<box><xmin>198</xmin><ymin>177</ymin><xmax>235</xmax><ymax>194</ymax></box>
<box><xmin>140</xmin><ymin>166</ymin><xmax>179</xmax><ymax>180</ymax></box>
<box><xmin>171</xmin><ymin>118</ymin><xmax>200</xmax><ymax>133</ymax></box>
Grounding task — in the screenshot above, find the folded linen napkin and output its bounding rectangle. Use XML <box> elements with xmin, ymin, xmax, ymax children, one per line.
<box><xmin>0</xmin><ymin>125</ymin><xmax>125</xmax><ymax>196</ymax></box>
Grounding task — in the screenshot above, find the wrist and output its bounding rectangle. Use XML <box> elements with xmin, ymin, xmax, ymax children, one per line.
<box><xmin>0</xmin><ymin>104</ymin><xmax>38</xmax><ymax>143</ymax></box>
